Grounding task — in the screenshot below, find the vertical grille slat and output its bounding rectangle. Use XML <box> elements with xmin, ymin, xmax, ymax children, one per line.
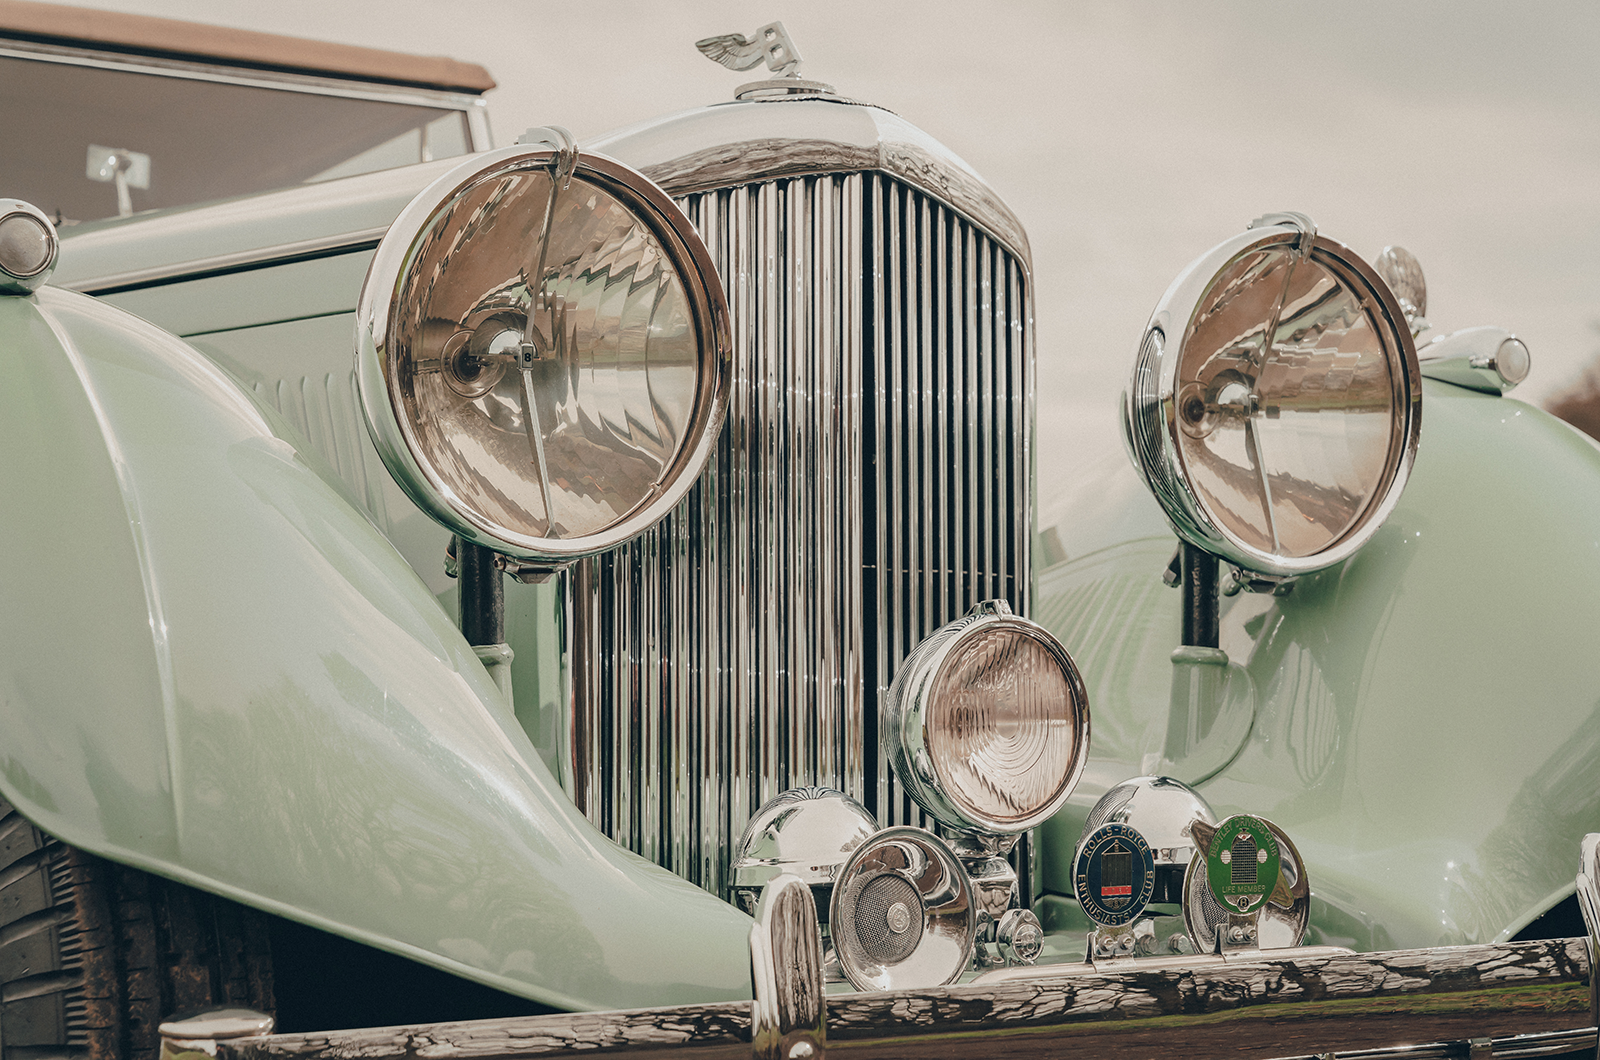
<box><xmin>571</xmin><ymin>171</ymin><xmax>1031</xmax><ymax>893</ymax></box>
<box><xmin>879</xmin><ymin>176</ymin><xmax>904</xmax><ymax>824</ymax></box>
<box><xmin>840</xmin><ymin>173</ymin><xmax>866</xmax><ymax>803</ymax></box>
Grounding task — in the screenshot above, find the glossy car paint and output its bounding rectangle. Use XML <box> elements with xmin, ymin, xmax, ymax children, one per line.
<box><xmin>1035</xmin><ymin>379</ymin><xmax>1600</xmax><ymax>950</ymax></box>
<box><xmin>0</xmin><ymin>286</ymin><xmax>753</xmax><ymax>1011</ymax></box>
<box><xmin>57</xmin><ymin>165</ymin><xmax>573</xmax><ymax>792</ymax></box>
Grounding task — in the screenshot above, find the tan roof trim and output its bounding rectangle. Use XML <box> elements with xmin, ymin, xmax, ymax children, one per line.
<box><xmin>0</xmin><ymin>0</ymin><xmax>496</xmax><ymax>93</ymax></box>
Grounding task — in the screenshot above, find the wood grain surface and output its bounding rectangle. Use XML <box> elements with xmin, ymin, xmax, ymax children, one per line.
<box><xmin>219</xmin><ymin>938</ymin><xmax>1593</xmax><ymax>1060</ymax></box>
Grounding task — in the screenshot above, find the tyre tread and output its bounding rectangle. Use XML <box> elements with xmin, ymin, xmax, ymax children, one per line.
<box><xmin>0</xmin><ymin>802</ymin><xmax>272</xmax><ymax>1060</ymax></box>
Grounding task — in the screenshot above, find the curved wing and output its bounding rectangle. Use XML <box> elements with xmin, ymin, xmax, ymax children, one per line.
<box><xmin>695</xmin><ymin>32</ymin><xmax>766</xmax><ymax>71</ymax></box>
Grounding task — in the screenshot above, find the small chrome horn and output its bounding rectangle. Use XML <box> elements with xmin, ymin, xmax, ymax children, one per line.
<box><xmin>829</xmin><ymin>826</ymin><xmax>975</xmax><ymax>991</ymax></box>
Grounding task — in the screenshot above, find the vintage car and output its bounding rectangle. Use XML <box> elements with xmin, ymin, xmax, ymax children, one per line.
<box><xmin>3</xmin><ymin>4</ymin><xmax>1599</xmax><ymax>1060</ymax></box>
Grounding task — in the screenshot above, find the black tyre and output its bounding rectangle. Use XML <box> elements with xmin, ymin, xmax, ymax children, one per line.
<box><xmin>0</xmin><ymin>797</ymin><xmax>274</xmax><ymax>1060</ymax></box>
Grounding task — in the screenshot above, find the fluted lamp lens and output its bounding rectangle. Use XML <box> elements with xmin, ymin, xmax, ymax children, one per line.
<box><xmin>1175</xmin><ymin>247</ymin><xmax>1399</xmax><ymax>561</ymax></box>
<box><xmin>926</xmin><ymin>628</ymin><xmax>1080</xmax><ymax>828</ymax></box>
<box><xmin>389</xmin><ymin>168</ymin><xmax>701</xmax><ymax>543</ymax></box>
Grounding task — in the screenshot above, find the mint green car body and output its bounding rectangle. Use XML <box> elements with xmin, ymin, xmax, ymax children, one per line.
<box><xmin>1035</xmin><ymin>379</ymin><xmax>1600</xmax><ymax>951</ymax></box>
<box><xmin>3</xmin><ymin>107</ymin><xmax>1599</xmax><ymax>1019</ymax></box>
<box><xmin>1</xmin><ymin>233</ymin><xmax>752</xmax><ymax>1014</ymax></box>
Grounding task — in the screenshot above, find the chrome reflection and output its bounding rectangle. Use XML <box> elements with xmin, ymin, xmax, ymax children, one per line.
<box><xmin>884</xmin><ymin>600</ymin><xmax>1089</xmax><ymax>834</ymax></box>
<box><xmin>358</xmin><ymin>146</ymin><xmax>730</xmax><ymax>561</ymax></box>
<box><xmin>570</xmin><ymin>171</ymin><xmax>1031</xmax><ymax>896</ymax></box>
<box><xmin>1178</xmin><ymin>246</ymin><xmax>1396</xmax><ymax>559</ymax></box>
<box><xmin>0</xmin><ymin>199</ymin><xmax>58</xmax><ymax>294</ymax></box>
<box><xmin>1419</xmin><ymin>325</ymin><xmax>1532</xmax><ymax>395</ymax></box>
<box><xmin>1123</xmin><ymin>218</ymin><xmax>1421</xmax><ymax>578</ymax></box>
<box><xmin>830</xmin><ymin>827</ymin><xmax>975</xmax><ymax>991</ymax></box>
<box><xmin>729</xmin><ymin>787</ymin><xmax>879</xmax><ymax>918</ymax></box>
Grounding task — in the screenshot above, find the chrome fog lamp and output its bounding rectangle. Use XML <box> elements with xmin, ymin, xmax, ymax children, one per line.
<box><xmin>884</xmin><ymin>601</ymin><xmax>1090</xmax><ymax>834</ymax></box>
<box><xmin>357</xmin><ymin>144</ymin><xmax>730</xmax><ymax>560</ymax></box>
<box><xmin>729</xmin><ymin>787</ymin><xmax>879</xmax><ymax>918</ymax></box>
<box><xmin>1124</xmin><ymin>213</ymin><xmax>1422</xmax><ymax>577</ymax></box>
<box><xmin>829</xmin><ymin>827</ymin><xmax>975</xmax><ymax>990</ymax></box>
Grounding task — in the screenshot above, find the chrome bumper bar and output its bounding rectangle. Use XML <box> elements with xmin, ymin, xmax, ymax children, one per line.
<box><xmin>204</xmin><ymin>835</ymin><xmax>1600</xmax><ymax>1060</ymax></box>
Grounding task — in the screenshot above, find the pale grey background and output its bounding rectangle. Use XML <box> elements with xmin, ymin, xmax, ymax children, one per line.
<box><xmin>59</xmin><ymin>0</ymin><xmax>1600</xmax><ymax>472</ymax></box>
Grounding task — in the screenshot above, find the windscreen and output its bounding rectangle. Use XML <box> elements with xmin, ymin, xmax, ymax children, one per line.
<box><xmin>0</xmin><ymin>54</ymin><xmax>472</xmax><ymax>224</ymax></box>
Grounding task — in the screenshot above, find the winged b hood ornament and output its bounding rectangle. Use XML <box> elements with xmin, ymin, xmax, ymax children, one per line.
<box><xmin>696</xmin><ymin>21</ymin><xmax>803</xmax><ymax>77</ymax></box>
<box><xmin>695</xmin><ymin>22</ymin><xmax>835</xmax><ymax>100</ymax></box>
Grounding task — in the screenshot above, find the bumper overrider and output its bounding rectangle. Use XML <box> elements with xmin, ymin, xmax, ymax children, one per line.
<box><xmin>176</xmin><ymin>836</ymin><xmax>1600</xmax><ymax>1060</ymax></box>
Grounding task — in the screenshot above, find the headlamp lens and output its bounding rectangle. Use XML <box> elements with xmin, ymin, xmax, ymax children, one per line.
<box><xmin>388</xmin><ymin>164</ymin><xmax>704</xmax><ymax>544</ymax></box>
<box><xmin>924</xmin><ymin>624</ymin><xmax>1082</xmax><ymax>829</ymax></box>
<box><xmin>1176</xmin><ymin>245</ymin><xmax>1399</xmax><ymax>560</ymax></box>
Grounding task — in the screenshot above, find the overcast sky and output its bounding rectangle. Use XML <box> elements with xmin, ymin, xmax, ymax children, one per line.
<box><xmin>56</xmin><ymin>0</ymin><xmax>1600</xmax><ymax>471</ymax></box>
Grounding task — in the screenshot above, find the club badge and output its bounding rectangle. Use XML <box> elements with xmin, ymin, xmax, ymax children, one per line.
<box><xmin>1074</xmin><ymin>822</ymin><xmax>1156</xmax><ymax>927</ymax></box>
<box><xmin>1203</xmin><ymin>814</ymin><xmax>1281</xmax><ymax>916</ymax></box>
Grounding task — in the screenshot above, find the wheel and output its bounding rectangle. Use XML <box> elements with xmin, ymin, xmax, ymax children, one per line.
<box><xmin>0</xmin><ymin>795</ymin><xmax>552</xmax><ymax>1057</ymax></box>
<box><xmin>0</xmin><ymin>796</ymin><xmax>274</xmax><ymax>1060</ymax></box>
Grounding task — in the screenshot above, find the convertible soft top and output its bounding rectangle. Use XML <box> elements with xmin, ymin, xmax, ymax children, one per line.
<box><xmin>0</xmin><ymin>0</ymin><xmax>496</xmax><ymax>93</ymax></box>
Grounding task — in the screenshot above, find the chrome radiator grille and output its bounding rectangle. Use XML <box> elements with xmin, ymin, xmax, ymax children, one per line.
<box><xmin>571</xmin><ymin>171</ymin><xmax>1031</xmax><ymax>896</ymax></box>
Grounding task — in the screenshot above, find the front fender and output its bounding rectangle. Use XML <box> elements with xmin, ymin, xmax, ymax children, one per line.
<box><xmin>1036</xmin><ymin>381</ymin><xmax>1600</xmax><ymax>950</ymax></box>
<box><xmin>0</xmin><ymin>287</ymin><xmax>752</xmax><ymax>1011</ymax></box>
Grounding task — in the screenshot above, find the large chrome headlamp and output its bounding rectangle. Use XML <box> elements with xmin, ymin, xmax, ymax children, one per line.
<box><xmin>357</xmin><ymin>145</ymin><xmax>730</xmax><ymax>560</ymax></box>
<box><xmin>1124</xmin><ymin>214</ymin><xmax>1422</xmax><ymax>577</ymax></box>
<box><xmin>883</xmin><ymin>601</ymin><xmax>1090</xmax><ymax>834</ymax></box>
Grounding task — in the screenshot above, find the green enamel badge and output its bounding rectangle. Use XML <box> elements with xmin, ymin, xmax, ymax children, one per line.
<box><xmin>1204</xmin><ymin>814</ymin><xmax>1281</xmax><ymax>916</ymax></box>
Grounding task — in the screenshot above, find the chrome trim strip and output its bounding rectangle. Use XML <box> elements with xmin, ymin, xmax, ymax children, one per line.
<box><xmin>1280</xmin><ymin>1028</ymin><xmax>1598</xmax><ymax>1060</ymax></box>
<box><xmin>62</xmin><ymin>226</ymin><xmax>389</xmax><ymax>294</ymax></box>
<box><xmin>639</xmin><ymin>137</ymin><xmax>1031</xmax><ymax>274</ymax></box>
<box><xmin>750</xmin><ymin>875</ymin><xmax>826</xmax><ymax>1060</ymax></box>
<box><xmin>590</xmin><ymin>100</ymin><xmax>1031</xmax><ymax>273</ymax></box>
<box><xmin>826</xmin><ymin>939</ymin><xmax>1592</xmax><ymax>1058</ymax></box>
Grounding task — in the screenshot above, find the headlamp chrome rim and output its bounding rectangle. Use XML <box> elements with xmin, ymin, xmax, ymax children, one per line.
<box><xmin>884</xmin><ymin>601</ymin><xmax>1091</xmax><ymax>835</ymax></box>
<box><xmin>356</xmin><ymin>145</ymin><xmax>731</xmax><ymax>561</ymax></box>
<box><xmin>1123</xmin><ymin>222</ymin><xmax>1422</xmax><ymax>578</ymax></box>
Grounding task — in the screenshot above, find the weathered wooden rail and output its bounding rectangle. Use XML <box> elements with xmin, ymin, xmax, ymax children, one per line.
<box><xmin>192</xmin><ymin>841</ymin><xmax>1600</xmax><ymax>1060</ymax></box>
<box><xmin>218</xmin><ymin>937</ymin><xmax>1594</xmax><ymax>1060</ymax></box>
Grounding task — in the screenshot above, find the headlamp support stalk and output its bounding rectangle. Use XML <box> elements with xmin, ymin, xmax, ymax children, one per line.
<box><xmin>1178</xmin><ymin>542</ymin><xmax>1219</xmax><ymax>650</ymax></box>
